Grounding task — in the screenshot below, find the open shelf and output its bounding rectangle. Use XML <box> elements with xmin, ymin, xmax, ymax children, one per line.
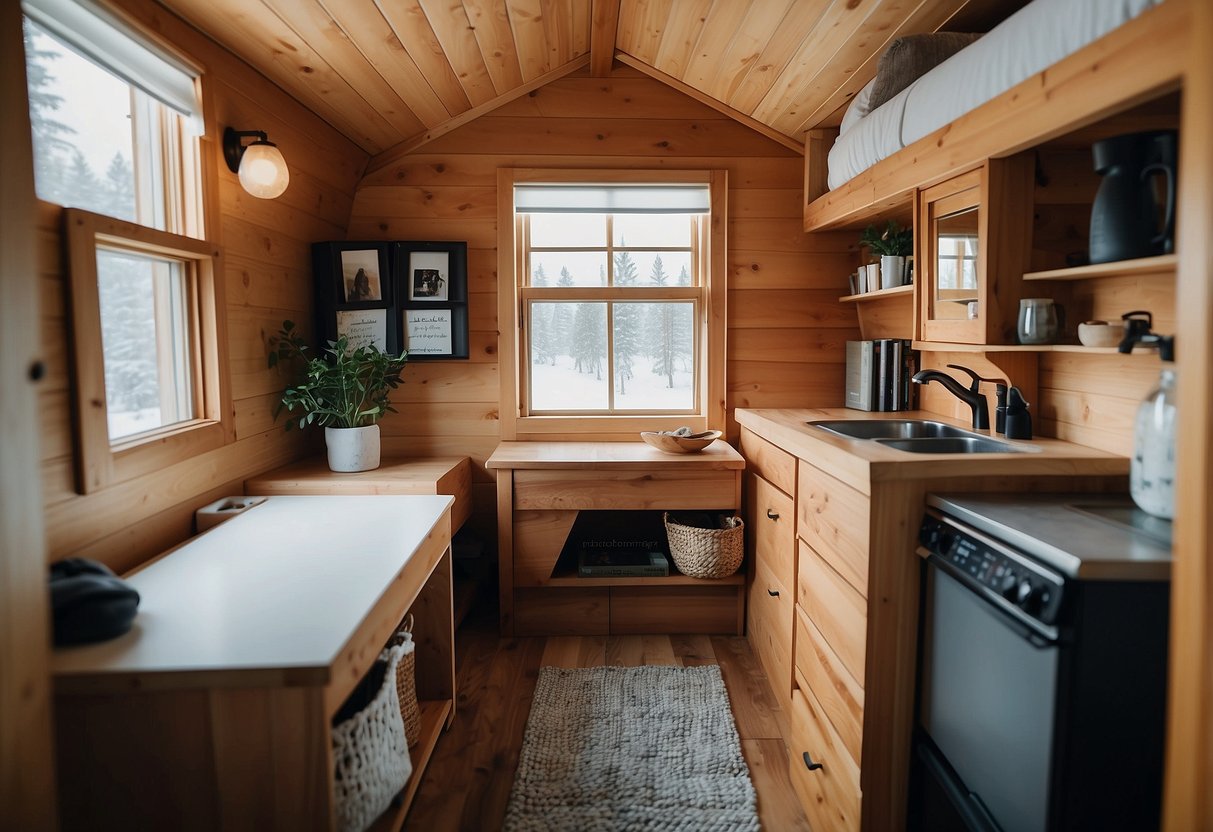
<box><xmin>840</xmin><ymin>284</ymin><xmax>914</xmax><ymax>303</ymax></box>
<box><xmin>1023</xmin><ymin>254</ymin><xmax>1177</xmax><ymax>282</ymax></box>
<box><xmin>914</xmin><ymin>341</ymin><xmax>1145</xmax><ymax>355</ymax></box>
<box><xmin>367</xmin><ymin>698</ymin><xmax>453</xmax><ymax>832</ymax></box>
<box><xmin>544</xmin><ymin>567</ymin><xmax>746</xmax><ymax>588</ymax></box>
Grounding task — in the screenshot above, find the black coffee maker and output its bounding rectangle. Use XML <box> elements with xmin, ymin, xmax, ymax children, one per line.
<box><xmin>1089</xmin><ymin>130</ymin><xmax>1177</xmax><ymax>264</ymax></box>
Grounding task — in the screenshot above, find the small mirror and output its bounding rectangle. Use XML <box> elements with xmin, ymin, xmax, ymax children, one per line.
<box><xmin>933</xmin><ymin>206</ymin><xmax>979</xmax><ymax>320</ymax></box>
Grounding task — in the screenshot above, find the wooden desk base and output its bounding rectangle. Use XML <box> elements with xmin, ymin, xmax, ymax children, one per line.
<box><xmin>488</xmin><ymin>441</ymin><xmax>746</xmax><ymax>637</ymax></box>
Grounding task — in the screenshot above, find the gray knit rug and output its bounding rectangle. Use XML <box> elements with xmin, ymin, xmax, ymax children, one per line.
<box><xmin>503</xmin><ymin>665</ymin><xmax>759</xmax><ymax>831</ymax></box>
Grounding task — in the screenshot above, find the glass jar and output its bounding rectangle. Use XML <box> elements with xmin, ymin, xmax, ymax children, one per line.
<box><xmin>1131</xmin><ymin>367</ymin><xmax>1176</xmax><ymax>519</ymax></box>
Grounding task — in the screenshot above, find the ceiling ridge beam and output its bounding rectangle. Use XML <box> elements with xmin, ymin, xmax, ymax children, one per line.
<box><xmin>613</xmin><ymin>52</ymin><xmax>804</xmax><ymax>154</ymax></box>
<box><xmin>590</xmin><ymin>0</ymin><xmax>622</xmax><ymax>77</ymax></box>
<box><xmin>364</xmin><ymin>53</ymin><xmax>591</xmax><ymax>175</ymax></box>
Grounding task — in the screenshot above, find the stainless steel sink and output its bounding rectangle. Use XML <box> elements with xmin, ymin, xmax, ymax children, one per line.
<box><xmin>808</xmin><ymin>419</ymin><xmax>980</xmax><ymax>440</ymax></box>
<box><xmin>874</xmin><ymin>436</ymin><xmax>1027</xmax><ymax>454</ymax></box>
<box><xmin>808</xmin><ymin>419</ymin><xmax>1035</xmax><ymax>454</ymax></box>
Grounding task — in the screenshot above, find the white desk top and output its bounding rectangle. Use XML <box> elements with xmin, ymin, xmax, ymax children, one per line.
<box><xmin>52</xmin><ymin>495</ymin><xmax>452</xmax><ymax>683</ymax></box>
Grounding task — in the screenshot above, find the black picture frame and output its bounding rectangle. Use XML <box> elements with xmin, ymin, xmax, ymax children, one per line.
<box><xmin>312</xmin><ymin>241</ymin><xmax>399</xmax><ymax>353</ymax></box>
<box><xmin>394</xmin><ymin>241</ymin><xmax>469</xmax><ymax>360</ymax></box>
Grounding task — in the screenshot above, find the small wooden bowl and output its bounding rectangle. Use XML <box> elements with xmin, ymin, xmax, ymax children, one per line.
<box><xmin>640</xmin><ymin>430</ymin><xmax>722</xmax><ymax>454</ymax></box>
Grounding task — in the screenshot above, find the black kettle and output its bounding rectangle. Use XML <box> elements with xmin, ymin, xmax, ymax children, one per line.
<box><xmin>1089</xmin><ymin>130</ymin><xmax>1177</xmax><ymax>264</ymax></box>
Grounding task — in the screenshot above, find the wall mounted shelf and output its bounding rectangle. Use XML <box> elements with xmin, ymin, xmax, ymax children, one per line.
<box><xmin>840</xmin><ymin>284</ymin><xmax>914</xmax><ymax>303</ymax></box>
<box><xmin>913</xmin><ymin>341</ymin><xmax>1148</xmax><ymax>355</ymax></box>
<box><xmin>1023</xmin><ymin>253</ymin><xmax>1177</xmax><ymax>282</ymax></box>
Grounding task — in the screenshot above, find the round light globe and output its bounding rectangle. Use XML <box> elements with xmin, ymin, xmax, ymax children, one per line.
<box><xmin>238</xmin><ymin>141</ymin><xmax>289</xmax><ymax>199</ymax></box>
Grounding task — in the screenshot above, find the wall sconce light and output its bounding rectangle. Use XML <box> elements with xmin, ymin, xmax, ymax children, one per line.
<box><xmin>223</xmin><ymin>128</ymin><xmax>290</xmax><ymax>199</ymax></box>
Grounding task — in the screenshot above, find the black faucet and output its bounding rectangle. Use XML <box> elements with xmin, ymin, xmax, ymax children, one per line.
<box><xmin>911</xmin><ymin>364</ymin><xmax>1003</xmax><ymax>430</ymax></box>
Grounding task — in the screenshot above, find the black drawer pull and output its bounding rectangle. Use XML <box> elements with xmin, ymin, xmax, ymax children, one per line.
<box><xmin>767</xmin><ymin>588</ymin><xmax>780</xmax><ymax>597</ymax></box>
<box><xmin>803</xmin><ymin>751</ymin><xmax>824</xmax><ymax>772</ymax></box>
<box><xmin>766</xmin><ymin>509</ymin><xmax>780</xmax><ymax>520</ymax></box>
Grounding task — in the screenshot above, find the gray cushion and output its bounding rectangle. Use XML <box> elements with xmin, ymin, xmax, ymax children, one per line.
<box><xmin>868</xmin><ymin>32</ymin><xmax>983</xmax><ymax>112</ymax></box>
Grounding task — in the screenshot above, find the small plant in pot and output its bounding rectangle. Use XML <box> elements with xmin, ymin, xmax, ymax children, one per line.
<box><xmin>860</xmin><ymin>220</ymin><xmax>913</xmax><ymax>290</ymax></box>
<box><xmin>268</xmin><ymin>320</ymin><xmax>407</xmax><ymax>472</ymax></box>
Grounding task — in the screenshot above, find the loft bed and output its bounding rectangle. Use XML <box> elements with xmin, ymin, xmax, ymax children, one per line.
<box><xmin>802</xmin><ymin>0</ymin><xmax>1189</xmax><ymax>233</ymax></box>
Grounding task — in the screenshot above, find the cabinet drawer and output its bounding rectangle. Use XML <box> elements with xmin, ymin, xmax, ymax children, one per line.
<box><xmin>788</xmin><ymin>676</ymin><xmax>862</xmax><ymax>832</ymax></box>
<box><xmin>513</xmin><ymin>469</ymin><xmax>736</xmax><ymax>510</ymax></box>
<box><xmin>798</xmin><ymin>540</ymin><xmax>867</xmax><ymax>687</ymax></box>
<box><xmin>611</xmin><ymin>586</ymin><xmax>741</xmax><ymax>635</ymax></box>
<box><xmin>796</xmin><ymin>607</ymin><xmax>864</xmax><ymax>766</ymax></box>
<box><xmin>747</xmin><ymin>473</ymin><xmax>795</xmax><ymax>588</ymax></box>
<box><xmin>740</xmin><ymin>428</ymin><xmax>796</xmax><ymax>496</ymax></box>
<box><xmin>748</xmin><ymin>556</ymin><xmax>793</xmax><ymax>702</ymax></box>
<box><xmin>797</xmin><ymin>460</ymin><xmax>869</xmax><ymax>597</ymax></box>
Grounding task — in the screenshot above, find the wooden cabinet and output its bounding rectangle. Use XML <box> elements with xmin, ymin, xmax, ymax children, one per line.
<box><xmin>488</xmin><ymin>441</ymin><xmax>746</xmax><ymax>637</ymax></box>
<box><xmin>51</xmin><ymin>496</ymin><xmax>456</xmax><ymax>832</ymax></box>
<box><xmin>918</xmin><ymin>157</ymin><xmax>1035</xmax><ymax>345</ymax></box>
<box><xmin>743</xmin><ymin>428</ymin><xmax>798</xmax><ymax>703</ymax></box>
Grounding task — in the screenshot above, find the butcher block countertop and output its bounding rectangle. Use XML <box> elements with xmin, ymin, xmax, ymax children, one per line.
<box><xmin>735</xmin><ymin>408</ymin><xmax>1129</xmax><ymax>494</ymax></box>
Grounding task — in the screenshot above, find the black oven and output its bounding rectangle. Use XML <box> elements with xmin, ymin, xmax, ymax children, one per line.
<box><xmin>910</xmin><ymin>494</ymin><xmax>1171</xmax><ymax>832</ymax></box>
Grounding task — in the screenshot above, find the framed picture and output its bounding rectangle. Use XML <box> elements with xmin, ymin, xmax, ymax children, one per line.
<box><xmin>339</xmin><ymin>248</ymin><xmax>384</xmax><ymax>302</ymax></box>
<box><xmin>394</xmin><ymin>242</ymin><xmax>467</xmax><ymax>303</ymax></box>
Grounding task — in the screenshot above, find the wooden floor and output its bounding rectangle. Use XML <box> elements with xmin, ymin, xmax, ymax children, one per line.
<box><xmin>403</xmin><ymin>605</ymin><xmax>810</xmax><ymax>831</ymax></box>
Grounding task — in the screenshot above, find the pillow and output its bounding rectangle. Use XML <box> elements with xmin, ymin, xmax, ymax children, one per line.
<box><xmin>839</xmin><ymin>78</ymin><xmax>876</xmax><ymax>136</ymax></box>
<box><xmin>868</xmin><ymin>32</ymin><xmax>983</xmax><ymax>112</ymax></box>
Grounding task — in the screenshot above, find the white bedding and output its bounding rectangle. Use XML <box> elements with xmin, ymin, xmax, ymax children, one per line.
<box><xmin>827</xmin><ymin>0</ymin><xmax>1164</xmax><ymax>190</ymax></box>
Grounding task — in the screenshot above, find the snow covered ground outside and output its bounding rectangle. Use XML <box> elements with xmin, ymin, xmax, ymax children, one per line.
<box><xmin>531</xmin><ymin>355</ymin><xmax>693</xmax><ymax>411</ymax></box>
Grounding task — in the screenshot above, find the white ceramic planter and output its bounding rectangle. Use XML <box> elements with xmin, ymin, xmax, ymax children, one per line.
<box><xmin>325</xmin><ymin>424</ymin><xmax>381</xmax><ymax>472</ymax></box>
<box><xmin>880</xmin><ymin>255</ymin><xmax>906</xmax><ymax>289</ymax></box>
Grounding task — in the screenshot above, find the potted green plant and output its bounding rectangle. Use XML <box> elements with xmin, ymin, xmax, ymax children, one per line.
<box><xmin>860</xmin><ymin>220</ymin><xmax>913</xmax><ymax>290</ymax></box>
<box><xmin>268</xmin><ymin>320</ymin><xmax>407</xmax><ymax>472</ymax></box>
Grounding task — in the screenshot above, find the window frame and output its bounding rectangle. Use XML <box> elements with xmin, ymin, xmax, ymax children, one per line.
<box><xmin>65</xmin><ymin>208</ymin><xmax>230</xmax><ymax>494</ymax></box>
<box><xmin>497</xmin><ymin>168</ymin><xmax>727</xmax><ymax>440</ymax></box>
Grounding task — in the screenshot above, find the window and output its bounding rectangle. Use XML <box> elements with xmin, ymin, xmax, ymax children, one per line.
<box><xmin>25</xmin><ymin>0</ymin><xmax>229</xmax><ymax>493</ymax></box>
<box><xmin>23</xmin><ymin>0</ymin><xmax>204</xmax><ymax>237</ymax></box>
<box><xmin>499</xmin><ymin>171</ymin><xmax>727</xmax><ymax>438</ymax></box>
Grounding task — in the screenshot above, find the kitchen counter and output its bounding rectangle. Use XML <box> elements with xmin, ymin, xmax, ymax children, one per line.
<box><xmin>735</xmin><ymin>407</ymin><xmax>1129</xmax><ymax>831</ymax></box>
<box><xmin>735</xmin><ymin>408</ymin><xmax>1128</xmax><ymax>494</ymax></box>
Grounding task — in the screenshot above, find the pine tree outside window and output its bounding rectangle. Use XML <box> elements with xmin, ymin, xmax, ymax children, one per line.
<box><xmin>499</xmin><ymin>171</ymin><xmax>727</xmax><ymax>439</ymax></box>
<box><xmin>23</xmin><ymin>0</ymin><xmax>229</xmax><ymax>493</ymax></box>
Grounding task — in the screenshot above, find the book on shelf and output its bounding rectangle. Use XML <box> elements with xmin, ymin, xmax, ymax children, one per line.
<box><xmin>578</xmin><ymin>549</ymin><xmax>670</xmax><ymax>578</ymax></box>
<box><xmin>846</xmin><ymin>339</ymin><xmax>917</xmax><ymax>412</ymax></box>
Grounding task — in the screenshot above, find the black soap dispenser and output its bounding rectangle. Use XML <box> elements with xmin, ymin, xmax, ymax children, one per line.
<box><xmin>994</xmin><ymin>384</ymin><xmax>1009</xmax><ymax>435</ymax></box>
<box><xmin>1003</xmin><ymin>387</ymin><xmax>1033</xmax><ymax>440</ymax></box>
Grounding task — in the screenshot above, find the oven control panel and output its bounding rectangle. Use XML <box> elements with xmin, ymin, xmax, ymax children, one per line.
<box><xmin>920</xmin><ymin>513</ymin><xmax>1065</xmax><ymax>627</ymax></box>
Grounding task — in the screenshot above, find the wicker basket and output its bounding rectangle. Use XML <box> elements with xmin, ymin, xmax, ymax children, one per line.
<box><xmin>663</xmin><ymin>512</ymin><xmax>745</xmax><ymax>579</ymax></box>
<box><xmin>331</xmin><ymin>643</ymin><xmax>413</xmax><ymax>832</ymax></box>
<box><xmin>389</xmin><ymin>615</ymin><xmax>421</xmax><ymax>747</ymax></box>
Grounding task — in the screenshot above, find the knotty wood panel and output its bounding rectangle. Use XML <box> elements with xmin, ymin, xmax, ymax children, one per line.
<box><xmin>34</xmin><ymin>0</ymin><xmax>369</xmax><ymax>570</ymax></box>
<box><xmin>346</xmin><ymin>69</ymin><xmax>857</xmax><ymax>545</ymax></box>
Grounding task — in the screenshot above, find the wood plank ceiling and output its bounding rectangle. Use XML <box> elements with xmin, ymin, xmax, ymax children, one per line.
<box><xmin>161</xmin><ymin>0</ymin><xmax>1020</xmax><ymax>166</ymax></box>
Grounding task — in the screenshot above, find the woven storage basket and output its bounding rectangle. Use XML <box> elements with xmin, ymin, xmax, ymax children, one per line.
<box><xmin>663</xmin><ymin>512</ymin><xmax>745</xmax><ymax>579</ymax></box>
<box><xmin>390</xmin><ymin>615</ymin><xmax>421</xmax><ymax>747</ymax></box>
<box><xmin>331</xmin><ymin>642</ymin><xmax>413</xmax><ymax>832</ymax></box>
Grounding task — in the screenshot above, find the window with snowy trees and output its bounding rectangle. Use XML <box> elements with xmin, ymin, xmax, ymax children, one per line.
<box><xmin>25</xmin><ymin>0</ymin><xmax>227</xmax><ymax>493</ymax></box>
<box><xmin>502</xmin><ymin>174</ymin><xmax>727</xmax><ymax>437</ymax></box>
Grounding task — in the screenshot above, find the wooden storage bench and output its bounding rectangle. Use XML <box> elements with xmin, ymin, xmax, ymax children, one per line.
<box><xmin>487</xmin><ymin>441</ymin><xmax>746</xmax><ymax>637</ymax></box>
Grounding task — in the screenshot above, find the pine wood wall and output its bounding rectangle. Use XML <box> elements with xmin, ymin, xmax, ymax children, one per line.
<box><xmin>348</xmin><ymin>67</ymin><xmax>859</xmax><ymax>541</ymax></box>
<box><xmin>35</xmin><ymin>0</ymin><xmax>368</xmax><ymax>573</ymax></box>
